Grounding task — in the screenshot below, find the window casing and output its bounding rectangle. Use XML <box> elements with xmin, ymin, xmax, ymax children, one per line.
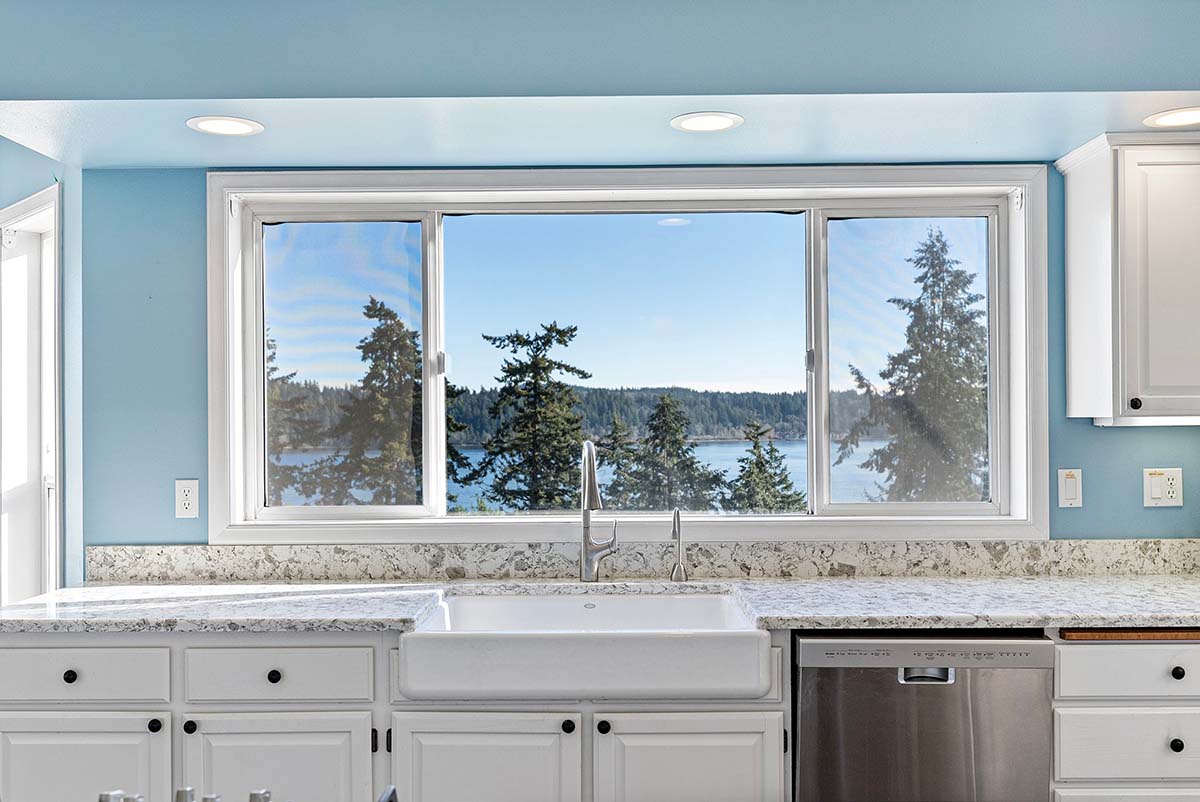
<box><xmin>208</xmin><ymin>166</ymin><xmax>1048</xmax><ymax>543</ymax></box>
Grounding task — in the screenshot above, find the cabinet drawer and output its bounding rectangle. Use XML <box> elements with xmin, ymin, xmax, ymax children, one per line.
<box><xmin>1058</xmin><ymin>644</ymin><xmax>1200</xmax><ymax>697</ymax></box>
<box><xmin>0</xmin><ymin>648</ymin><xmax>169</xmax><ymax>702</ymax></box>
<box><xmin>1057</xmin><ymin>707</ymin><xmax>1200</xmax><ymax>780</ymax></box>
<box><xmin>1055</xmin><ymin>792</ymin><xmax>1200</xmax><ymax>801</ymax></box>
<box><xmin>185</xmin><ymin>647</ymin><xmax>373</xmax><ymax>703</ymax></box>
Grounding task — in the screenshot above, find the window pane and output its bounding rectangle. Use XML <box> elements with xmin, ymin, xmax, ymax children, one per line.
<box><xmin>262</xmin><ymin>221</ymin><xmax>424</xmax><ymax>507</ymax></box>
<box><xmin>444</xmin><ymin>212</ymin><xmax>806</xmax><ymax>514</ymax></box>
<box><xmin>828</xmin><ymin>217</ymin><xmax>991</xmax><ymax>503</ymax></box>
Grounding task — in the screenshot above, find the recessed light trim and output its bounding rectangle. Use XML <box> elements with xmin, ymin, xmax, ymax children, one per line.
<box><xmin>1143</xmin><ymin>107</ymin><xmax>1200</xmax><ymax>128</ymax></box>
<box><xmin>186</xmin><ymin>115</ymin><xmax>265</xmax><ymax>136</ymax></box>
<box><xmin>670</xmin><ymin>111</ymin><xmax>744</xmax><ymax>133</ymax></box>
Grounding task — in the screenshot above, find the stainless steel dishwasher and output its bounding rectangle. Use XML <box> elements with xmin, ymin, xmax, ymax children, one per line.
<box><xmin>795</xmin><ymin>634</ymin><xmax>1054</xmax><ymax>802</ymax></box>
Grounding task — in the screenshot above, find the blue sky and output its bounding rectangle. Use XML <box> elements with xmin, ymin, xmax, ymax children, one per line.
<box><xmin>264</xmin><ymin>213</ymin><xmax>988</xmax><ymax>394</ymax></box>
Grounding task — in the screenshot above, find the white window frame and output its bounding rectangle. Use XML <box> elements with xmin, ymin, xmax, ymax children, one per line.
<box><xmin>207</xmin><ymin>166</ymin><xmax>1048</xmax><ymax>544</ymax></box>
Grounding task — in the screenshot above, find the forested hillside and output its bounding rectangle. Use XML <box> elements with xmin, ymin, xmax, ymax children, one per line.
<box><xmin>275</xmin><ymin>380</ymin><xmax>874</xmax><ymax>447</ymax></box>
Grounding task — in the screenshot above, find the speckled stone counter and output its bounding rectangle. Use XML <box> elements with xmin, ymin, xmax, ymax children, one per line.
<box><xmin>6</xmin><ymin>575</ymin><xmax>1200</xmax><ymax>633</ymax></box>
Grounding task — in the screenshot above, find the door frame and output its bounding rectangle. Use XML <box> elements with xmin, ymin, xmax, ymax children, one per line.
<box><xmin>0</xmin><ymin>183</ymin><xmax>62</xmax><ymax>596</ymax></box>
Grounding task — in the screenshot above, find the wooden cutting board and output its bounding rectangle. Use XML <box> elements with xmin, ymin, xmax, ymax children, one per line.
<box><xmin>1060</xmin><ymin>628</ymin><xmax>1200</xmax><ymax>641</ymax></box>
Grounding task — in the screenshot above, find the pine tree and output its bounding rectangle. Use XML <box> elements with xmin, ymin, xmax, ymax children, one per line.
<box><xmin>264</xmin><ymin>333</ymin><xmax>321</xmax><ymax>505</ymax></box>
<box><xmin>724</xmin><ymin>422</ymin><xmax>806</xmax><ymax>513</ymax></box>
<box><xmin>836</xmin><ymin>228</ymin><xmax>989</xmax><ymax>502</ymax></box>
<box><xmin>303</xmin><ymin>297</ymin><xmax>424</xmax><ymax>505</ymax></box>
<box><xmin>597</xmin><ymin>414</ymin><xmax>639</xmax><ymax>509</ymax></box>
<box><xmin>626</xmin><ymin>393</ymin><xmax>726</xmax><ymax>511</ymax></box>
<box><xmin>466</xmin><ymin>322</ymin><xmax>591</xmax><ymax>510</ymax></box>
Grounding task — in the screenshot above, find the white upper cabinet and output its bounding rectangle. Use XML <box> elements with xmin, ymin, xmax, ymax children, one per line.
<box><xmin>1059</xmin><ymin>134</ymin><xmax>1200</xmax><ymax>425</ymax></box>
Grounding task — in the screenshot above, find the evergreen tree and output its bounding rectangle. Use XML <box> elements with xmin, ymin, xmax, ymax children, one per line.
<box><xmin>444</xmin><ymin>379</ymin><xmax>472</xmax><ymax>506</ymax></box>
<box><xmin>466</xmin><ymin>322</ymin><xmax>591</xmax><ymax>510</ymax></box>
<box><xmin>724</xmin><ymin>422</ymin><xmax>807</xmax><ymax>513</ymax></box>
<box><xmin>265</xmin><ymin>332</ymin><xmax>321</xmax><ymax>505</ymax></box>
<box><xmin>626</xmin><ymin>393</ymin><xmax>726</xmax><ymax>511</ymax></box>
<box><xmin>836</xmin><ymin>228</ymin><xmax>989</xmax><ymax>502</ymax></box>
<box><xmin>597</xmin><ymin>414</ymin><xmax>639</xmax><ymax>509</ymax></box>
<box><xmin>303</xmin><ymin>297</ymin><xmax>424</xmax><ymax>505</ymax></box>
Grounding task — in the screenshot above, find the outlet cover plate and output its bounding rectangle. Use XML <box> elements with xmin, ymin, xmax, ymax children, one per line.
<box><xmin>1058</xmin><ymin>468</ymin><xmax>1083</xmax><ymax>508</ymax></box>
<box><xmin>175</xmin><ymin>478</ymin><xmax>200</xmax><ymax>518</ymax></box>
<box><xmin>1143</xmin><ymin>468</ymin><xmax>1183</xmax><ymax>508</ymax></box>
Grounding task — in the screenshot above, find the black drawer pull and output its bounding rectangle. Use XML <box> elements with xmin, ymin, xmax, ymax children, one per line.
<box><xmin>1173</xmin><ymin>666</ymin><xmax>1187</xmax><ymax>680</ymax></box>
<box><xmin>1172</xmin><ymin>738</ymin><xmax>1186</xmax><ymax>753</ymax></box>
<box><xmin>267</xmin><ymin>668</ymin><xmax>283</xmax><ymax>684</ymax></box>
<box><xmin>62</xmin><ymin>669</ymin><xmax>78</xmax><ymax>684</ymax></box>
<box><xmin>561</xmin><ymin>720</ymin><xmax>575</xmax><ymax>734</ymax></box>
<box><xmin>147</xmin><ymin>718</ymin><xmax>162</xmax><ymax>733</ymax></box>
<box><xmin>597</xmin><ymin>720</ymin><xmax>611</xmax><ymax>735</ymax></box>
<box><xmin>183</xmin><ymin>720</ymin><xmax>198</xmax><ymax>735</ymax></box>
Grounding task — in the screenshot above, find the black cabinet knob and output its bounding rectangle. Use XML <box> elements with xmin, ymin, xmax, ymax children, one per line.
<box><xmin>183</xmin><ymin>720</ymin><xmax>198</xmax><ymax>735</ymax></box>
<box><xmin>597</xmin><ymin>720</ymin><xmax>611</xmax><ymax>735</ymax></box>
<box><xmin>267</xmin><ymin>669</ymin><xmax>282</xmax><ymax>684</ymax></box>
<box><xmin>561</xmin><ymin>720</ymin><xmax>575</xmax><ymax>734</ymax></box>
<box><xmin>1130</xmin><ymin>397</ymin><xmax>1143</xmax><ymax>410</ymax></box>
<box><xmin>147</xmin><ymin>719</ymin><xmax>162</xmax><ymax>733</ymax></box>
<box><xmin>1173</xmin><ymin>666</ymin><xmax>1187</xmax><ymax>680</ymax></box>
<box><xmin>1171</xmin><ymin>738</ymin><xmax>1186</xmax><ymax>753</ymax></box>
<box><xmin>62</xmin><ymin>669</ymin><xmax>78</xmax><ymax>684</ymax></box>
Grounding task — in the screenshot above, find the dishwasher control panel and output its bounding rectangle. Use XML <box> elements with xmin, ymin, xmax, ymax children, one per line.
<box><xmin>798</xmin><ymin>638</ymin><xmax>1054</xmax><ymax>669</ymax></box>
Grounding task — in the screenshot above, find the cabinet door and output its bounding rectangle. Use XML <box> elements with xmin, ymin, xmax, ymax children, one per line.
<box><xmin>391</xmin><ymin>712</ymin><xmax>582</xmax><ymax>802</ymax></box>
<box><xmin>180</xmin><ymin>712</ymin><xmax>373</xmax><ymax>802</ymax></box>
<box><xmin>0</xmin><ymin>711</ymin><xmax>171</xmax><ymax>802</ymax></box>
<box><xmin>1119</xmin><ymin>145</ymin><xmax>1200</xmax><ymax>416</ymax></box>
<box><xmin>593</xmin><ymin>712</ymin><xmax>784</xmax><ymax>802</ymax></box>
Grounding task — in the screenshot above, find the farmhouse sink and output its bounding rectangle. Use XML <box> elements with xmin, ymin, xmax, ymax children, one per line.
<box><xmin>398</xmin><ymin>592</ymin><xmax>770</xmax><ymax>700</ymax></box>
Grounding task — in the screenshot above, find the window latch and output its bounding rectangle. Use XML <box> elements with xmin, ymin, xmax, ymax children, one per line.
<box><xmin>805</xmin><ymin>349</ymin><xmax>816</xmax><ymax>372</ymax></box>
<box><xmin>435</xmin><ymin>351</ymin><xmax>450</xmax><ymax>376</ymax></box>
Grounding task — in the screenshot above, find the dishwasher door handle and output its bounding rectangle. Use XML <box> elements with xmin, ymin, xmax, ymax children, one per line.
<box><xmin>899</xmin><ymin>667</ymin><xmax>955</xmax><ymax>684</ymax></box>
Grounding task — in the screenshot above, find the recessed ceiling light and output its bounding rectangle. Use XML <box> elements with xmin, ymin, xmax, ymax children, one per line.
<box><xmin>186</xmin><ymin>115</ymin><xmax>265</xmax><ymax>136</ymax></box>
<box><xmin>657</xmin><ymin>217</ymin><xmax>692</xmax><ymax>226</ymax></box>
<box><xmin>670</xmin><ymin>111</ymin><xmax>744</xmax><ymax>133</ymax></box>
<box><xmin>1143</xmin><ymin>107</ymin><xmax>1200</xmax><ymax>128</ymax></box>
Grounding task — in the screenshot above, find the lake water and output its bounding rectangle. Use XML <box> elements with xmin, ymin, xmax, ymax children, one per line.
<box><xmin>275</xmin><ymin>439</ymin><xmax>887</xmax><ymax>508</ymax></box>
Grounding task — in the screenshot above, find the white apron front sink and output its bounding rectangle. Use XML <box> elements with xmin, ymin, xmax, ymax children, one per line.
<box><xmin>398</xmin><ymin>592</ymin><xmax>770</xmax><ymax>700</ymax></box>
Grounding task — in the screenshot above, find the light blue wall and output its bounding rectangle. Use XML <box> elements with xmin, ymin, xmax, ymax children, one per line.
<box><xmin>1</xmin><ymin>136</ymin><xmax>85</xmax><ymax>585</ymax></box>
<box><xmin>75</xmin><ymin>166</ymin><xmax>1200</xmax><ymax>546</ymax></box>
<box><xmin>3</xmin><ymin>1</ymin><xmax>1200</xmax><ymax>101</ymax></box>
<box><xmin>1045</xmin><ymin>169</ymin><xmax>1200</xmax><ymax>537</ymax></box>
<box><xmin>81</xmin><ymin>170</ymin><xmax>208</xmax><ymax>544</ymax></box>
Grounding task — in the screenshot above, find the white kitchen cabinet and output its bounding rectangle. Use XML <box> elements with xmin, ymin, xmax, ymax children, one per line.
<box><xmin>592</xmin><ymin>711</ymin><xmax>785</xmax><ymax>802</ymax></box>
<box><xmin>1058</xmin><ymin>134</ymin><xmax>1200</xmax><ymax>425</ymax></box>
<box><xmin>180</xmin><ymin>711</ymin><xmax>373</xmax><ymax>802</ymax></box>
<box><xmin>0</xmin><ymin>711</ymin><xmax>171</xmax><ymax>802</ymax></box>
<box><xmin>391</xmin><ymin>711</ymin><xmax>582</xmax><ymax>802</ymax></box>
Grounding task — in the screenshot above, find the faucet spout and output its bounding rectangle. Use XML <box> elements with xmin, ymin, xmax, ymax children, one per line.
<box><xmin>581</xmin><ymin>440</ymin><xmax>618</xmax><ymax>581</ymax></box>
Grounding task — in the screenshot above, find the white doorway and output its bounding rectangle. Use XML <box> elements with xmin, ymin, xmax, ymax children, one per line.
<box><xmin>0</xmin><ymin>185</ymin><xmax>60</xmax><ymax>602</ymax></box>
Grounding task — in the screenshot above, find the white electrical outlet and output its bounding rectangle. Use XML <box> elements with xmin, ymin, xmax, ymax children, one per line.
<box><xmin>175</xmin><ymin>478</ymin><xmax>200</xmax><ymax>518</ymax></box>
<box><xmin>1143</xmin><ymin>468</ymin><xmax>1183</xmax><ymax>508</ymax></box>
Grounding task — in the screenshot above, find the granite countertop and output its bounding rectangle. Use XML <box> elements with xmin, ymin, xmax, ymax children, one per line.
<box><xmin>4</xmin><ymin>575</ymin><xmax>1200</xmax><ymax>633</ymax></box>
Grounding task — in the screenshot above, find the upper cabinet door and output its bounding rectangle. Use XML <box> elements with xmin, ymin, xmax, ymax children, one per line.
<box><xmin>0</xmin><ymin>711</ymin><xmax>171</xmax><ymax>802</ymax></box>
<box><xmin>391</xmin><ymin>712</ymin><xmax>582</xmax><ymax>802</ymax></box>
<box><xmin>1119</xmin><ymin>145</ymin><xmax>1200</xmax><ymax>416</ymax></box>
<box><xmin>592</xmin><ymin>712</ymin><xmax>785</xmax><ymax>802</ymax></box>
<box><xmin>180</xmin><ymin>711</ymin><xmax>373</xmax><ymax>802</ymax></box>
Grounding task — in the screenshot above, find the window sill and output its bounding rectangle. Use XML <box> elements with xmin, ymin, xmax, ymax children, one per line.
<box><xmin>211</xmin><ymin>514</ymin><xmax>1048</xmax><ymax>545</ymax></box>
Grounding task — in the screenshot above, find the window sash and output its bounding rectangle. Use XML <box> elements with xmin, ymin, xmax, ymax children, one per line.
<box><xmin>206</xmin><ymin>167</ymin><xmax>1047</xmax><ymax>542</ymax></box>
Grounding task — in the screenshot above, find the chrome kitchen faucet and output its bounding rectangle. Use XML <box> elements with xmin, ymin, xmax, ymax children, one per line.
<box><xmin>580</xmin><ymin>440</ymin><xmax>617</xmax><ymax>581</ymax></box>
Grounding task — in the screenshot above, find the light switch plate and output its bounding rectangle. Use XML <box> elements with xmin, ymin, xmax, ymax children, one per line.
<box><xmin>1143</xmin><ymin>468</ymin><xmax>1183</xmax><ymax>507</ymax></box>
<box><xmin>175</xmin><ymin>478</ymin><xmax>200</xmax><ymax>518</ymax></box>
<box><xmin>1058</xmin><ymin>468</ymin><xmax>1083</xmax><ymax>508</ymax></box>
